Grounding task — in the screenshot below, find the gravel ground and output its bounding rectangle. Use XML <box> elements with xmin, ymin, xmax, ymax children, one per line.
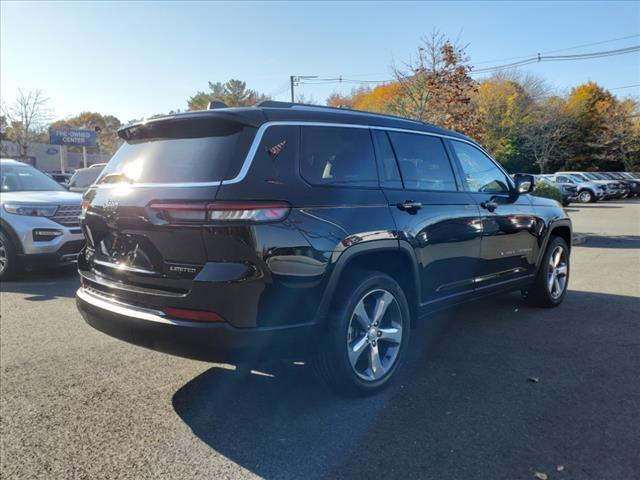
<box><xmin>1</xmin><ymin>200</ymin><xmax>639</xmax><ymax>480</ymax></box>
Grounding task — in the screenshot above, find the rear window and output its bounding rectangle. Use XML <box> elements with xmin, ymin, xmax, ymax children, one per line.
<box><xmin>99</xmin><ymin>118</ymin><xmax>256</xmax><ymax>184</ymax></box>
<box><xmin>69</xmin><ymin>168</ymin><xmax>103</xmax><ymax>188</ymax></box>
<box><xmin>300</xmin><ymin>126</ymin><xmax>378</xmax><ymax>187</ymax></box>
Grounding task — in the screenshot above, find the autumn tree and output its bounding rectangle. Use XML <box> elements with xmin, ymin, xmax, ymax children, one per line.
<box><xmin>563</xmin><ymin>82</ymin><xmax>618</xmax><ymax>170</ymax></box>
<box><xmin>391</xmin><ymin>31</ymin><xmax>480</xmax><ymax>138</ymax></box>
<box><xmin>187</xmin><ymin>79</ymin><xmax>269</xmax><ymax>110</ymax></box>
<box><xmin>49</xmin><ymin>112</ymin><xmax>123</xmax><ymax>156</ymax></box>
<box><xmin>597</xmin><ymin>98</ymin><xmax>640</xmax><ymax>171</ymax></box>
<box><xmin>474</xmin><ymin>78</ymin><xmax>535</xmax><ymax>170</ymax></box>
<box><xmin>521</xmin><ymin>97</ymin><xmax>572</xmax><ymax>173</ymax></box>
<box><xmin>326</xmin><ymin>87</ymin><xmax>369</xmax><ymax>109</ymax></box>
<box><xmin>1</xmin><ymin>89</ymin><xmax>51</xmax><ymax>160</ymax></box>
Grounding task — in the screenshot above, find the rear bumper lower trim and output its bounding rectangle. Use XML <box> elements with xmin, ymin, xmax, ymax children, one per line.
<box><xmin>76</xmin><ymin>287</ymin><xmax>317</xmax><ymax>362</ymax></box>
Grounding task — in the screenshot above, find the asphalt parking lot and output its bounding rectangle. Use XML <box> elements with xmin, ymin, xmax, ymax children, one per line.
<box><xmin>1</xmin><ymin>201</ymin><xmax>639</xmax><ymax>480</ymax></box>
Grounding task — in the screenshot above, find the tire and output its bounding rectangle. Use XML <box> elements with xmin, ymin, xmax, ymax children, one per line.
<box><xmin>311</xmin><ymin>271</ymin><xmax>411</xmax><ymax>396</ymax></box>
<box><xmin>562</xmin><ymin>200</ymin><xmax>570</xmax><ymax>207</ymax></box>
<box><xmin>527</xmin><ymin>236</ymin><xmax>570</xmax><ymax>308</ymax></box>
<box><xmin>578</xmin><ymin>189</ymin><xmax>594</xmax><ymax>203</ymax></box>
<box><xmin>0</xmin><ymin>230</ymin><xmax>19</xmax><ymax>281</ymax></box>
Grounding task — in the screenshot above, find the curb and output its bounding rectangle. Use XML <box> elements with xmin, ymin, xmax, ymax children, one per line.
<box><xmin>573</xmin><ymin>233</ymin><xmax>586</xmax><ymax>246</ymax></box>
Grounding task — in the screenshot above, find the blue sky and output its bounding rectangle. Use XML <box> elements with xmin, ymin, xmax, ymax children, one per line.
<box><xmin>1</xmin><ymin>1</ymin><xmax>639</xmax><ymax>122</ymax></box>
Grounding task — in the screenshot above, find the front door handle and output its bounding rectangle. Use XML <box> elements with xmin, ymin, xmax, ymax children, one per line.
<box><xmin>480</xmin><ymin>199</ymin><xmax>498</xmax><ymax>212</ymax></box>
<box><xmin>397</xmin><ymin>201</ymin><xmax>423</xmax><ymax>212</ymax></box>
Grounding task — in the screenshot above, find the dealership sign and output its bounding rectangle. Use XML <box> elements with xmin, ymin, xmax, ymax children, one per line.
<box><xmin>49</xmin><ymin>127</ymin><xmax>97</xmax><ymax>147</ymax></box>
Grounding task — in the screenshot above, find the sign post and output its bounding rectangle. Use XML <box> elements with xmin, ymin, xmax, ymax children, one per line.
<box><xmin>49</xmin><ymin>127</ymin><xmax>97</xmax><ymax>171</ymax></box>
<box><xmin>59</xmin><ymin>145</ymin><xmax>65</xmax><ymax>173</ymax></box>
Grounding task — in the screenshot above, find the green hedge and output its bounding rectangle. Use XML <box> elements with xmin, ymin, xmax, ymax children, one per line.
<box><xmin>532</xmin><ymin>182</ymin><xmax>563</xmax><ymax>203</ymax></box>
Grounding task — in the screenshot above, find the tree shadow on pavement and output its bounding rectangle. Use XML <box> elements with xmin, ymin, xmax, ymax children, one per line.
<box><xmin>0</xmin><ymin>265</ymin><xmax>79</xmax><ymax>300</ymax></box>
<box><xmin>172</xmin><ymin>290</ymin><xmax>640</xmax><ymax>480</ymax></box>
<box><xmin>576</xmin><ymin>234</ymin><xmax>640</xmax><ymax>249</ymax></box>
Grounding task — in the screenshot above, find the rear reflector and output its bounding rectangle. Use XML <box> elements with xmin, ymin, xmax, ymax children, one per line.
<box><xmin>148</xmin><ymin>202</ymin><xmax>290</xmax><ymax>223</ymax></box>
<box><xmin>163</xmin><ymin>307</ymin><xmax>224</xmax><ymax>322</ymax></box>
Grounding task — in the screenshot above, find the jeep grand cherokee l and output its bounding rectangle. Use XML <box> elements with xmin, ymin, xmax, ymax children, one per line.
<box><xmin>76</xmin><ymin>102</ymin><xmax>572</xmax><ymax>394</ymax></box>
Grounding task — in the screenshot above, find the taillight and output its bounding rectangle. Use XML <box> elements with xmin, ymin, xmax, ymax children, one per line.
<box><xmin>148</xmin><ymin>202</ymin><xmax>290</xmax><ymax>224</ymax></box>
<box><xmin>81</xmin><ymin>199</ymin><xmax>90</xmax><ymax>216</ymax></box>
<box><xmin>207</xmin><ymin>203</ymin><xmax>290</xmax><ymax>222</ymax></box>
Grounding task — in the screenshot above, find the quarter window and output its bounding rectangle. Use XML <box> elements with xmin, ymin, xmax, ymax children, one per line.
<box><xmin>450</xmin><ymin>141</ymin><xmax>510</xmax><ymax>194</ymax></box>
<box><xmin>387</xmin><ymin>132</ymin><xmax>457</xmax><ymax>191</ymax></box>
<box><xmin>300</xmin><ymin>126</ymin><xmax>378</xmax><ymax>187</ymax></box>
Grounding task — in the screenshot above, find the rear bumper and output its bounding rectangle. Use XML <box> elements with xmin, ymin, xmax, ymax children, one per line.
<box><xmin>76</xmin><ymin>287</ymin><xmax>317</xmax><ymax>362</ymax></box>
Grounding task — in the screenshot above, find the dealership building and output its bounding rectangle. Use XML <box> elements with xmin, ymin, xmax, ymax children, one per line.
<box><xmin>0</xmin><ymin>140</ymin><xmax>110</xmax><ymax>173</ymax></box>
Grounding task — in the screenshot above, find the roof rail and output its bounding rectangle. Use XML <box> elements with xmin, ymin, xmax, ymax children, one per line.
<box><xmin>255</xmin><ymin>100</ymin><xmax>426</xmax><ymax>125</ymax></box>
<box><xmin>208</xmin><ymin>101</ymin><xmax>228</xmax><ymax>109</ymax></box>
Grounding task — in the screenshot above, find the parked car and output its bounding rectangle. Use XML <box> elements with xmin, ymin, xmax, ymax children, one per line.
<box><xmin>0</xmin><ymin>159</ymin><xmax>84</xmax><ymax>280</ymax></box>
<box><xmin>76</xmin><ymin>102</ymin><xmax>572</xmax><ymax>395</ymax></box>
<box><xmin>556</xmin><ymin>171</ymin><xmax>625</xmax><ymax>199</ymax></box>
<box><xmin>48</xmin><ymin>172</ymin><xmax>73</xmax><ymax>187</ymax></box>
<box><xmin>550</xmin><ymin>173</ymin><xmax>605</xmax><ymax>203</ymax></box>
<box><xmin>587</xmin><ymin>172</ymin><xmax>629</xmax><ymax>198</ymax></box>
<box><xmin>603</xmin><ymin>172</ymin><xmax>640</xmax><ymax>197</ymax></box>
<box><xmin>68</xmin><ymin>164</ymin><xmax>106</xmax><ymax>193</ymax></box>
<box><xmin>536</xmin><ymin>175</ymin><xmax>578</xmax><ymax>206</ymax></box>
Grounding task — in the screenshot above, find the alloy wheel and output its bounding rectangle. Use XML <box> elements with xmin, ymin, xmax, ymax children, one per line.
<box><xmin>547</xmin><ymin>245</ymin><xmax>568</xmax><ymax>300</ymax></box>
<box><xmin>346</xmin><ymin>289</ymin><xmax>403</xmax><ymax>381</ymax></box>
<box><xmin>0</xmin><ymin>237</ymin><xmax>7</xmax><ymax>276</ymax></box>
<box><xmin>578</xmin><ymin>191</ymin><xmax>592</xmax><ymax>203</ymax></box>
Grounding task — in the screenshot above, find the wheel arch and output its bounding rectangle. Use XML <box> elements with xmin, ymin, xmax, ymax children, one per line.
<box><xmin>535</xmin><ymin>218</ymin><xmax>572</xmax><ymax>271</ymax></box>
<box><xmin>0</xmin><ymin>218</ymin><xmax>24</xmax><ymax>254</ymax></box>
<box><xmin>314</xmin><ymin>240</ymin><xmax>421</xmax><ymax>328</ymax></box>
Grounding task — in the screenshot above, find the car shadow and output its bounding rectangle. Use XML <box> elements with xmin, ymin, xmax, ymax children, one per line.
<box><xmin>172</xmin><ymin>290</ymin><xmax>640</xmax><ymax>480</ymax></box>
<box><xmin>577</xmin><ymin>234</ymin><xmax>640</xmax><ymax>249</ymax></box>
<box><xmin>0</xmin><ymin>265</ymin><xmax>79</xmax><ymax>300</ymax></box>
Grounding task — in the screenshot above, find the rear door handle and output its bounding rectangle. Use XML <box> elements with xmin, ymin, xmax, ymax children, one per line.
<box><xmin>397</xmin><ymin>201</ymin><xmax>423</xmax><ymax>211</ymax></box>
<box><xmin>480</xmin><ymin>199</ymin><xmax>498</xmax><ymax>212</ymax></box>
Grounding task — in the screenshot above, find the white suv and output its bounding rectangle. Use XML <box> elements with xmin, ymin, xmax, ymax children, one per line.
<box><xmin>0</xmin><ymin>159</ymin><xmax>84</xmax><ymax>279</ymax></box>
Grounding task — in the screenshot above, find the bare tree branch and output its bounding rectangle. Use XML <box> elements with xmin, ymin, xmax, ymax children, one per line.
<box><xmin>1</xmin><ymin>89</ymin><xmax>52</xmax><ymax>160</ymax></box>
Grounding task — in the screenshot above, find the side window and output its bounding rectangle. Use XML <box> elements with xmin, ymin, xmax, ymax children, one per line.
<box><xmin>450</xmin><ymin>141</ymin><xmax>510</xmax><ymax>194</ymax></box>
<box><xmin>387</xmin><ymin>132</ymin><xmax>457</xmax><ymax>191</ymax></box>
<box><xmin>371</xmin><ymin>130</ymin><xmax>402</xmax><ymax>189</ymax></box>
<box><xmin>300</xmin><ymin>126</ymin><xmax>378</xmax><ymax>187</ymax></box>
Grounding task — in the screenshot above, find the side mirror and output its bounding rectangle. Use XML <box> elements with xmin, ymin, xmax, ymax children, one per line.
<box><xmin>514</xmin><ymin>174</ymin><xmax>535</xmax><ymax>195</ymax></box>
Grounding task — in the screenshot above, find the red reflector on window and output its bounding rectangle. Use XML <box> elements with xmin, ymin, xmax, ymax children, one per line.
<box><xmin>163</xmin><ymin>307</ymin><xmax>224</xmax><ymax>322</ymax></box>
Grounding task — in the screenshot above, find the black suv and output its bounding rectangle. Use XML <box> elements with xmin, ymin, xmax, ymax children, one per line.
<box><xmin>76</xmin><ymin>102</ymin><xmax>572</xmax><ymax>394</ymax></box>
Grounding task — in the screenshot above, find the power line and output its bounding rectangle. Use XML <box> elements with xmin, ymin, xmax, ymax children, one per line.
<box><xmin>610</xmin><ymin>84</ymin><xmax>640</xmax><ymax>90</ymax></box>
<box><xmin>296</xmin><ymin>45</ymin><xmax>640</xmax><ymax>87</ymax></box>
<box><xmin>471</xmin><ymin>45</ymin><xmax>640</xmax><ymax>74</ymax></box>
<box><xmin>473</xmin><ymin>33</ymin><xmax>640</xmax><ymax>65</ymax></box>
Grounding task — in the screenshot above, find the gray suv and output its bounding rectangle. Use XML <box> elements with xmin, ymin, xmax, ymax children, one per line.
<box><xmin>0</xmin><ymin>159</ymin><xmax>84</xmax><ymax>279</ymax></box>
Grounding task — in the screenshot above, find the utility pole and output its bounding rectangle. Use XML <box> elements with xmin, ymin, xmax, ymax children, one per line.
<box><xmin>290</xmin><ymin>76</ymin><xmax>296</xmax><ymax>103</ymax></box>
<box><xmin>289</xmin><ymin>76</ymin><xmax>318</xmax><ymax>103</ymax></box>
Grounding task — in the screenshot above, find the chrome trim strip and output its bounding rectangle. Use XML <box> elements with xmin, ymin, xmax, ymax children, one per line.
<box><xmin>77</xmin><ymin>287</ymin><xmax>207</xmax><ymax>327</ymax></box>
<box><xmin>93</xmin><ymin>121</ymin><xmax>494</xmax><ymax>190</ymax></box>
<box><xmin>93</xmin><ymin>259</ymin><xmax>158</xmax><ymax>276</ymax></box>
